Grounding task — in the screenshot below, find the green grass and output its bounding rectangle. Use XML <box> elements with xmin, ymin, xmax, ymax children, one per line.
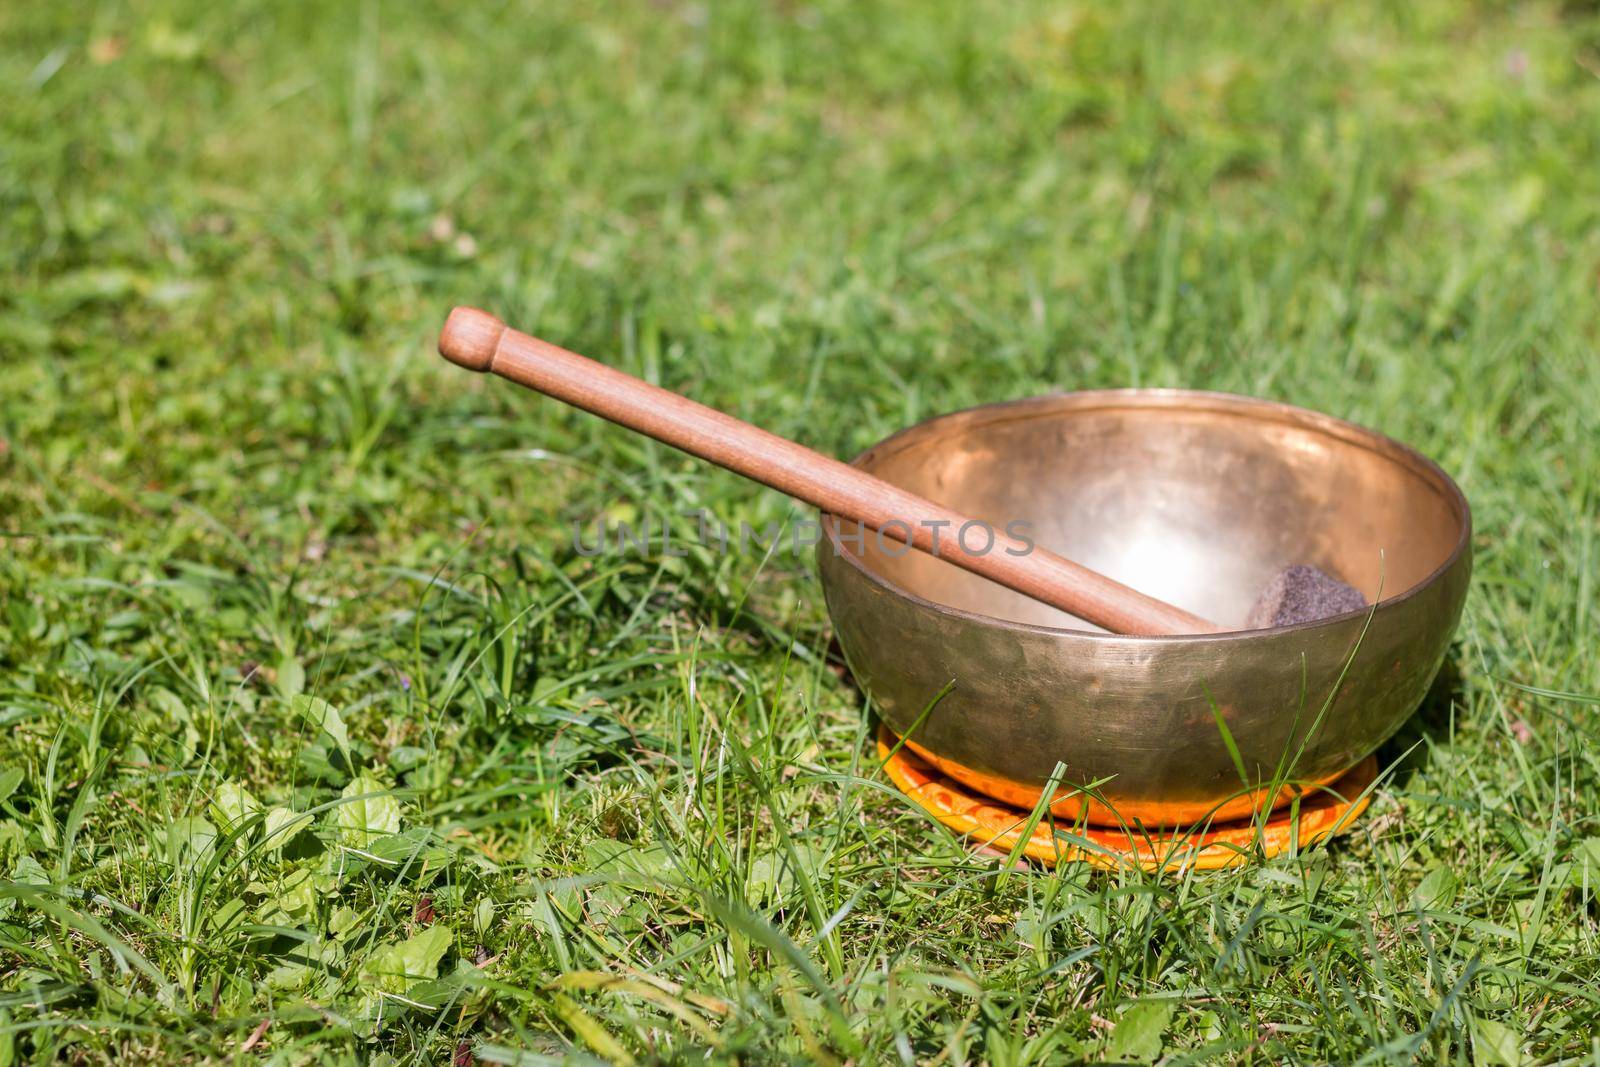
<box><xmin>3</xmin><ymin>0</ymin><xmax>1600</xmax><ymax>1061</ymax></box>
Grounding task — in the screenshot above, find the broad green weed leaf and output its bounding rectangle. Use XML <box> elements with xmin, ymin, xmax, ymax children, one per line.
<box><xmin>296</xmin><ymin>695</ymin><xmax>352</xmax><ymax>767</ymax></box>
<box><xmin>209</xmin><ymin>896</ymin><xmax>250</xmax><ymax>936</ymax></box>
<box><xmin>277</xmin><ymin>655</ymin><xmax>306</xmax><ymax>698</ymax></box>
<box><xmin>1568</xmin><ymin>837</ymin><xmax>1600</xmax><ymax>888</ymax></box>
<box><xmin>257</xmin><ymin>867</ymin><xmax>321</xmax><ymax>926</ymax></box>
<box><xmin>584</xmin><ymin>839</ymin><xmax>671</xmax><ymax>890</ymax></box>
<box><xmin>338</xmin><ymin>773</ymin><xmax>401</xmax><ymax>846</ymax></box>
<box><xmin>262</xmin><ymin>806</ymin><xmax>313</xmax><ymax>851</ymax></box>
<box><xmin>0</xmin><ymin>856</ymin><xmax>50</xmax><ymax>919</ymax></box>
<box><xmin>329</xmin><ymin>906</ymin><xmax>362</xmax><ymax>940</ymax></box>
<box><xmin>1413</xmin><ymin>865</ymin><xmax>1458</xmax><ymax>910</ymax></box>
<box><xmin>1472</xmin><ymin>1018</ymin><xmax>1523</xmax><ymax>1066</ymax></box>
<box><xmin>161</xmin><ymin>817</ymin><xmax>218</xmax><ymax>867</ymax></box>
<box><xmin>12</xmin><ymin>855</ymin><xmax>49</xmax><ymax>886</ymax></box>
<box><xmin>387</xmin><ymin>746</ymin><xmax>427</xmax><ymax>774</ymax></box>
<box><xmin>208</xmin><ymin>781</ymin><xmax>261</xmax><ymax>835</ymax></box>
<box><xmin>1106</xmin><ymin>1000</ymin><xmax>1173</xmax><ymax>1062</ymax></box>
<box><xmin>147</xmin><ymin>686</ymin><xmax>189</xmax><ymax>723</ymax></box>
<box><xmin>361</xmin><ymin>924</ymin><xmax>451</xmax><ymax>998</ymax></box>
<box><xmin>363</xmin><ymin>829</ymin><xmax>450</xmax><ymax>868</ymax></box>
<box><xmin>265</xmin><ymin>938</ymin><xmax>344</xmax><ymax>994</ymax></box>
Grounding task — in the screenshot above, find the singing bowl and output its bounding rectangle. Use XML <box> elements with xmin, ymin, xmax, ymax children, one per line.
<box><xmin>817</xmin><ymin>390</ymin><xmax>1470</xmax><ymax>827</ymax></box>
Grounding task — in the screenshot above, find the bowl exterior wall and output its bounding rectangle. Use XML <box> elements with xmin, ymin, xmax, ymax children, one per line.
<box><xmin>820</xmin><ymin>541</ymin><xmax>1467</xmax><ymax>824</ymax></box>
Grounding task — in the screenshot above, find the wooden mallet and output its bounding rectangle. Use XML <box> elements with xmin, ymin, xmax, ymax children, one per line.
<box><xmin>437</xmin><ymin>308</ymin><xmax>1364</xmax><ymax>636</ymax></box>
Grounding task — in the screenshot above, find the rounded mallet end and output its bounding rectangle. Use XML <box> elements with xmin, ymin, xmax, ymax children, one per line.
<box><xmin>438</xmin><ymin>306</ymin><xmax>507</xmax><ymax>372</ymax></box>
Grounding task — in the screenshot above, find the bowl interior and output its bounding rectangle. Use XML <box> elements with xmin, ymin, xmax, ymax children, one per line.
<box><xmin>839</xmin><ymin>393</ymin><xmax>1468</xmax><ymax>632</ymax></box>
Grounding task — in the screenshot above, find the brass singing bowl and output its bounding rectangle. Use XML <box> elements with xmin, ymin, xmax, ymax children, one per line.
<box><xmin>817</xmin><ymin>390</ymin><xmax>1471</xmax><ymax>827</ymax></box>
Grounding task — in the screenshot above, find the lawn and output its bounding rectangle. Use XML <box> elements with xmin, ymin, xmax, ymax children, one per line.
<box><xmin>3</xmin><ymin>0</ymin><xmax>1599</xmax><ymax>1062</ymax></box>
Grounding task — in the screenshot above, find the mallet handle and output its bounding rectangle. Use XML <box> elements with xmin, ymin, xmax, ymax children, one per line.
<box><xmin>438</xmin><ymin>307</ymin><xmax>1219</xmax><ymax>635</ymax></box>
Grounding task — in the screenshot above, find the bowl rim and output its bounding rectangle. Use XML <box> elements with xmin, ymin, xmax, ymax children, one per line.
<box><xmin>820</xmin><ymin>388</ymin><xmax>1472</xmax><ymax>643</ymax></box>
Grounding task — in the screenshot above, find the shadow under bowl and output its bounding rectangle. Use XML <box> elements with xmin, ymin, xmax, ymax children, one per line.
<box><xmin>817</xmin><ymin>390</ymin><xmax>1470</xmax><ymax>827</ymax></box>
